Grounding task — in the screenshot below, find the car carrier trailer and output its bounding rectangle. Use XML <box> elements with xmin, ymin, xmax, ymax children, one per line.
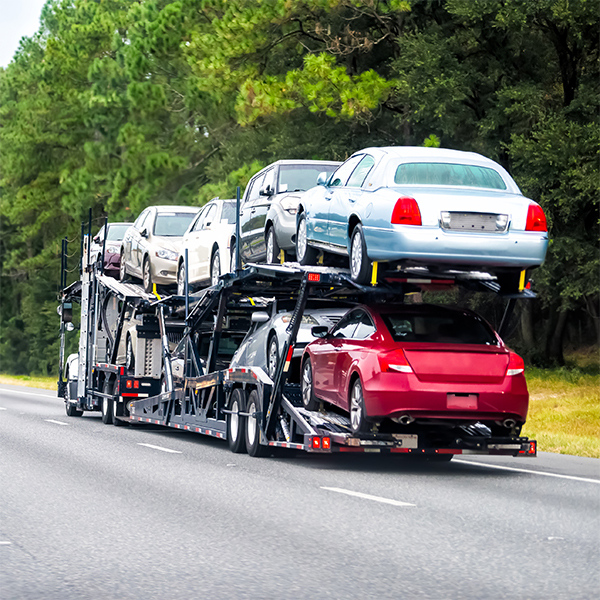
<box><xmin>57</xmin><ymin>226</ymin><xmax>537</xmax><ymax>460</ymax></box>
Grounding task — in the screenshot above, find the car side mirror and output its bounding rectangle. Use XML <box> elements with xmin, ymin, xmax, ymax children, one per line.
<box><xmin>140</xmin><ymin>228</ymin><xmax>148</xmax><ymax>238</ymax></box>
<box><xmin>311</xmin><ymin>325</ymin><xmax>329</xmax><ymax>338</ymax></box>
<box><xmin>93</xmin><ymin>235</ymin><xmax>100</xmax><ymax>244</ymax></box>
<box><xmin>316</xmin><ymin>172</ymin><xmax>330</xmax><ymax>187</ymax></box>
<box><xmin>251</xmin><ymin>311</ymin><xmax>270</xmax><ymax>324</ymax></box>
<box><xmin>259</xmin><ymin>185</ymin><xmax>274</xmax><ymax>197</ymax></box>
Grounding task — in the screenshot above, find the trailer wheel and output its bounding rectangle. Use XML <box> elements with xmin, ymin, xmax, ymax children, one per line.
<box><xmin>101</xmin><ymin>381</ymin><xmax>114</xmax><ymax>425</ymax></box>
<box><xmin>227</xmin><ymin>388</ymin><xmax>247</xmax><ymax>454</ymax></box>
<box><xmin>301</xmin><ymin>358</ymin><xmax>319</xmax><ymax>411</ymax></box>
<box><xmin>112</xmin><ymin>396</ymin><xmax>126</xmax><ymax>427</ymax></box>
<box><xmin>245</xmin><ymin>390</ymin><xmax>268</xmax><ymax>457</ymax></box>
<box><xmin>349</xmin><ymin>377</ymin><xmax>368</xmax><ymax>433</ymax></box>
<box><xmin>65</xmin><ymin>401</ymin><xmax>83</xmax><ymax>418</ymax></box>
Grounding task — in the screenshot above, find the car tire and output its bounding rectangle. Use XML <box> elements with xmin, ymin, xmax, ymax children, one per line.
<box><xmin>227</xmin><ymin>388</ymin><xmax>247</xmax><ymax>454</ymax></box>
<box><xmin>101</xmin><ymin>380</ymin><xmax>114</xmax><ymax>425</ymax></box>
<box><xmin>126</xmin><ymin>335</ymin><xmax>135</xmax><ymax>375</ymax></box>
<box><xmin>177</xmin><ymin>262</ymin><xmax>186</xmax><ymax>296</ymax></box>
<box><xmin>143</xmin><ymin>257</ymin><xmax>153</xmax><ymax>293</ymax></box>
<box><xmin>301</xmin><ymin>357</ymin><xmax>319</xmax><ymax>411</ymax></box>
<box><xmin>210</xmin><ymin>249</ymin><xmax>221</xmax><ymax>287</ymax></box>
<box><xmin>496</xmin><ymin>271</ymin><xmax>522</xmax><ymax>294</ymax></box>
<box><xmin>349</xmin><ymin>224</ymin><xmax>370</xmax><ymax>285</ymax></box>
<box><xmin>266</xmin><ymin>332</ymin><xmax>279</xmax><ymax>380</ymax></box>
<box><xmin>266</xmin><ymin>226</ymin><xmax>281</xmax><ymax>264</ymax></box>
<box><xmin>119</xmin><ymin>253</ymin><xmax>129</xmax><ymax>282</ymax></box>
<box><xmin>349</xmin><ymin>377</ymin><xmax>368</xmax><ymax>433</ymax></box>
<box><xmin>245</xmin><ymin>389</ymin><xmax>268</xmax><ymax>457</ymax></box>
<box><xmin>296</xmin><ymin>213</ymin><xmax>318</xmax><ymax>266</ymax></box>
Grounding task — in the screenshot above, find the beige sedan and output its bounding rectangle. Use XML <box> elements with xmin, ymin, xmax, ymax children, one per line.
<box><xmin>120</xmin><ymin>205</ymin><xmax>199</xmax><ymax>292</ymax></box>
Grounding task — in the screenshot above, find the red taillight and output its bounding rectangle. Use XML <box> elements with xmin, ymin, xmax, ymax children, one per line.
<box><xmin>126</xmin><ymin>379</ymin><xmax>133</xmax><ymax>389</ymax></box>
<box><xmin>311</xmin><ymin>437</ymin><xmax>321</xmax><ymax>449</ymax></box>
<box><xmin>133</xmin><ymin>380</ymin><xmax>140</xmax><ymax>389</ymax></box>
<box><xmin>525</xmin><ymin>203</ymin><xmax>547</xmax><ymax>232</ymax></box>
<box><xmin>322</xmin><ymin>437</ymin><xmax>331</xmax><ymax>450</ymax></box>
<box><xmin>378</xmin><ymin>349</ymin><xmax>413</xmax><ymax>373</ymax></box>
<box><xmin>307</xmin><ymin>273</ymin><xmax>320</xmax><ymax>282</ymax></box>
<box><xmin>506</xmin><ymin>352</ymin><xmax>525</xmax><ymax>376</ymax></box>
<box><xmin>391</xmin><ymin>197</ymin><xmax>422</xmax><ymax>226</ymax></box>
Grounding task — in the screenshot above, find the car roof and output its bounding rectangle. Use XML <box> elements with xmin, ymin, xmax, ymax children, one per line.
<box><xmin>360</xmin><ymin>303</ymin><xmax>486</xmax><ymax>320</ymax></box>
<box><xmin>356</xmin><ymin>146</ymin><xmax>500</xmax><ymax>167</ymax></box>
<box><xmin>255</xmin><ymin>159</ymin><xmax>342</xmax><ymax>174</ymax></box>
<box><xmin>151</xmin><ymin>205</ymin><xmax>199</xmax><ymax>213</ymax></box>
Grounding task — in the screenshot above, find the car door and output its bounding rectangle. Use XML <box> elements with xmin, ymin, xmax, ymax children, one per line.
<box><xmin>327</xmin><ymin>155</ymin><xmax>375</xmax><ymax>249</ymax></box>
<box><xmin>135</xmin><ymin>208</ymin><xmax>154</xmax><ymax>275</ymax></box>
<box><xmin>247</xmin><ymin>167</ymin><xmax>275</xmax><ymax>262</ymax></box>
<box><xmin>195</xmin><ymin>202</ymin><xmax>218</xmax><ymax>280</ymax></box>
<box><xmin>185</xmin><ymin>207</ymin><xmax>206</xmax><ymax>283</ymax></box>
<box><xmin>310</xmin><ymin>311</ymin><xmax>361</xmax><ymax>402</ymax></box>
<box><xmin>239</xmin><ymin>172</ymin><xmax>265</xmax><ymax>263</ymax></box>
<box><xmin>126</xmin><ymin>209</ymin><xmax>148</xmax><ymax>276</ymax></box>
<box><xmin>324</xmin><ymin>155</ymin><xmax>364</xmax><ymax>248</ymax></box>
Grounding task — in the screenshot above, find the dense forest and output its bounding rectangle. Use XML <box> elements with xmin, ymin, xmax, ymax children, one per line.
<box><xmin>0</xmin><ymin>0</ymin><xmax>598</xmax><ymax>376</ymax></box>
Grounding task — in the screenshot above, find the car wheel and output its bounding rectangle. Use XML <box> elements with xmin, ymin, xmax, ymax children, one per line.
<box><xmin>301</xmin><ymin>357</ymin><xmax>319</xmax><ymax>411</ymax></box>
<box><xmin>349</xmin><ymin>224</ymin><xmax>370</xmax><ymax>285</ymax></box>
<box><xmin>101</xmin><ymin>380</ymin><xmax>114</xmax><ymax>425</ymax></box>
<box><xmin>266</xmin><ymin>226</ymin><xmax>281</xmax><ymax>264</ymax></box>
<box><xmin>177</xmin><ymin>262</ymin><xmax>186</xmax><ymax>295</ymax></box>
<box><xmin>227</xmin><ymin>388</ymin><xmax>247</xmax><ymax>454</ymax></box>
<box><xmin>349</xmin><ymin>377</ymin><xmax>368</xmax><ymax>433</ymax></box>
<box><xmin>143</xmin><ymin>257</ymin><xmax>153</xmax><ymax>293</ymax></box>
<box><xmin>119</xmin><ymin>253</ymin><xmax>129</xmax><ymax>282</ymax></box>
<box><xmin>210</xmin><ymin>249</ymin><xmax>221</xmax><ymax>287</ymax></box>
<box><xmin>296</xmin><ymin>213</ymin><xmax>317</xmax><ymax>266</ymax></box>
<box><xmin>126</xmin><ymin>336</ymin><xmax>135</xmax><ymax>375</ymax></box>
<box><xmin>496</xmin><ymin>270</ymin><xmax>522</xmax><ymax>294</ymax></box>
<box><xmin>230</xmin><ymin>241</ymin><xmax>237</xmax><ymax>271</ymax></box>
<box><xmin>245</xmin><ymin>389</ymin><xmax>268</xmax><ymax>457</ymax></box>
<box><xmin>267</xmin><ymin>333</ymin><xmax>279</xmax><ymax>380</ymax></box>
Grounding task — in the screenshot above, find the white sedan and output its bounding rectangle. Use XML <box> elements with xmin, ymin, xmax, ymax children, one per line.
<box><xmin>177</xmin><ymin>198</ymin><xmax>237</xmax><ymax>293</ymax></box>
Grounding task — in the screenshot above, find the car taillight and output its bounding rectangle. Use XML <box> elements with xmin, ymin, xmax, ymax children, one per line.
<box><xmin>378</xmin><ymin>349</ymin><xmax>413</xmax><ymax>373</ymax></box>
<box><xmin>506</xmin><ymin>352</ymin><xmax>525</xmax><ymax>376</ymax></box>
<box><xmin>525</xmin><ymin>203</ymin><xmax>547</xmax><ymax>232</ymax></box>
<box><xmin>391</xmin><ymin>197</ymin><xmax>422</xmax><ymax>226</ymax></box>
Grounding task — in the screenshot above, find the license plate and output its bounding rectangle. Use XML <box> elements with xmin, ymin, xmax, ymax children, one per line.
<box><xmin>447</xmin><ymin>393</ymin><xmax>478</xmax><ymax>409</ymax></box>
<box><xmin>391</xmin><ymin>434</ymin><xmax>418</xmax><ymax>448</ymax></box>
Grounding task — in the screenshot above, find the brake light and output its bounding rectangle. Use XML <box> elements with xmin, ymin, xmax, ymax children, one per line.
<box><xmin>126</xmin><ymin>379</ymin><xmax>132</xmax><ymax>388</ymax></box>
<box><xmin>378</xmin><ymin>349</ymin><xmax>413</xmax><ymax>373</ymax></box>
<box><xmin>506</xmin><ymin>352</ymin><xmax>525</xmax><ymax>376</ymax></box>
<box><xmin>133</xmin><ymin>380</ymin><xmax>140</xmax><ymax>389</ymax></box>
<box><xmin>311</xmin><ymin>437</ymin><xmax>321</xmax><ymax>449</ymax></box>
<box><xmin>525</xmin><ymin>203</ymin><xmax>547</xmax><ymax>232</ymax></box>
<box><xmin>307</xmin><ymin>273</ymin><xmax>320</xmax><ymax>282</ymax></box>
<box><xmin>391</xmin><ymin>197</ymin><xmax>422</xmax><ymax>226</ymax></box>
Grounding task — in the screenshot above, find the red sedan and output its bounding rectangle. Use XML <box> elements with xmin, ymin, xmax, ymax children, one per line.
<box><xmin>300</xmin><ymin>304</ymin><xmax>528</xmax><ymax>434</ymax></box>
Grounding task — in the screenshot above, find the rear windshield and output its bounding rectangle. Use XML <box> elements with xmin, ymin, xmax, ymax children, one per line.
<box><xmin>106</xmin><ymin>224</ymin><xmax>130</xmax><ymax>241</ymax></box>
<box><xmin>153</xmin><ymin>213</ymin><xmax>197</xmax><ymax>237</ymax></box>
<box><xmin>382</xmin><ymin>311</ymin><xmax>498</xmax><ymax>345</ymax></box>
<box><xmin>221</xmin><ymin>202</ymin><xmax>237</xmax><ymax>224</ymax></box>
<box><xmin>394</xmin><ymin>162</ymin><xmax>506</xmax><ymax>190</ymax></box>
<box><xmin>278</xmin><ymin>164</ymin><xmax>338</xmax><ymax>193</ymax></box>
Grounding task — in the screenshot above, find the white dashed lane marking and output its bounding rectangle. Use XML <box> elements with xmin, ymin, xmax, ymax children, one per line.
<box><xmin>455</xmin><ymin>459</ymin><xmax>600</xmax><ymax>484</ymax></box>
<box><xmin>321</xmin><ymin>487</ymin><xmax>415</xmax><ymax>507</ymax></box>
<box><xmin>137</xmin><ymin>443</ymin><xmax>182</xmax><ymax>454</ymax></box>
<box><xmin>45</xmin><ymin>419</ymin><xmax>69</xmax><ymax>426</ymax></box>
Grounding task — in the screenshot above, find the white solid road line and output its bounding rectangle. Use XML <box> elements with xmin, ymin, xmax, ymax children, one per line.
<box><xmin>0</xmin><ymin>542</ymin><xmax>12</xmax><ymax>545</ymax></box>
<box><xmin>0</xmin><ymin>388</ymin><xmax>57</xmax><ymax>399</ymax></box>
<box><xmin>0</xmin><ymin>407</ymin><xmax>6</xmax><ymax>410</ymax></box>
<box><xmin>455</xmin><ymin>459</ymin><xmax>600</xmax><ymax>484</ymax></box>
<box><xmin>321</xmin><ymin>487</ymin><xmax>415</xmax><ymax>507</ymax></box>
<box><xmin>45</xmin><ymin>419</ymin><xmax>69</xmax><ymax>426</ymax></box>
<box><xmin>137</xmin><ymin>443</ymin><xmax>182</xmax><ymax>454</ymax></box>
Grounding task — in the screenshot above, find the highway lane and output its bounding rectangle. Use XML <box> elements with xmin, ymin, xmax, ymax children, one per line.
<box><xmin>1</xmin><ymin>384</ymin><xmax>598</xmax><ymax>600</ymax></box>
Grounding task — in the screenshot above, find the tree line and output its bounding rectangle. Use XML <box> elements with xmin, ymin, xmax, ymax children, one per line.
<box><xmin>0</xmin><ymin>0</ymin><xmax>598</xmax><ymax>375</ymax></box>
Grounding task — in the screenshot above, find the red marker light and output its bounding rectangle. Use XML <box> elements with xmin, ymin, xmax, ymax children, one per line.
<box><xmin>308</xmin><ymin>273</ymin><xmax>320</xmax><ymax>282</ymax></box>
<box><xmin>133</xmin><ymin>380</ymin><xmax>140</xmax><ymax>389</ymax></box>
<box><xmin>311</xmin><ymin>437</ymin><xmax>321</xmax><ymax>449</ymax></box>
<box><xmin>126</xmin><ymin>379</ymin><xmax>133</xmax><ymax>389</ymax></box>
<box><xmin>322</xmin><ymin>437</ymin><xmax>331</xmax><ymax>449</ymax></box>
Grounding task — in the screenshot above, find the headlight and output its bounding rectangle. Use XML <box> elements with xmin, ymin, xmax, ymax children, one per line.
<box><xmin>155</xmin><ymin>248</ymin><xmax>178</xmax><ymax>261</ymax></box>
<box><xmin>106</xmin><ymin>246</ymin><xmax>119</xmax><ymax>254</ymax></box>
<box><xmin>280</xmin><ymin>197</ymin><xmax>299</xmax><ymax>214</ymax></box>
<box><xmin>281</xmin><ymin>313</ymin><xmax>319</xmax><ymax>325</ymax></box>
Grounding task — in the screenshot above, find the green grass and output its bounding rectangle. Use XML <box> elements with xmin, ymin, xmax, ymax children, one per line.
<box><xmin>0</xmin><ymin>374</ymin><xmax>57</xmax><ymax>391</ymax></box>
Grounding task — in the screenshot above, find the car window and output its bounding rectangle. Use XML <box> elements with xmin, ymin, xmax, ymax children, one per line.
<box><xmin>331</xmin><ymin>311</ymin><xmax>362</xmax><ymax>339</ymax></box>
<box><xmin>278</xmin><ymin>164</ymin><xmax>338</xmax><ymax>193</ymax></box>
<box><xmin>191</xmin><ymin>207</ymin><xmax>205</xmax><ymax>232</ymax></box>
<box><xmin>352</xmin><ymin>310</ymin><xmax>376</xmax><ymax>339</ymax></box>
<box><xmin>153</xmin><ymin>212</ymin><xmax>197</xmax><ymax>237</ymax></box>
<box><xmin>106</xmin><ymin>224</ymin><xmax>130</xmax><ymax>241</ymax></box>
<box><xmin>261</xmin><ymin>168</ymin><xmax>275</xmax><ymax>197</ymax></box>
<box><xmin>246</xmin><ymin>173</ymin><xmax>265</xmax><ymax>204</ymax></box>
<box><xmin>382</xmin><ymin>310</ymin><xmax>498</xmax><ymax>345</ymax></box>
<box><xmin>134</xmin><ymin>210</ymin><xmax>149</xmax><ymax>230</ymax></box>
<box><xmin>394</xmin><ymin>162</ymin><xmax>507</xmax><ymax>190</ymax></box>
<box><xmin>201</xmin><ymin>204</ymin><xmax>218</xmax><ymax>228</ymax></box>
<box><xmin>330</xmin><ymin>155</ymin><xmax>364</xmax><ymax>187</ymax></box>
<box><xmin>346</xmin><ymin>155</ymin><xmax>375</xmax><ymax>188</ymax></box>
<box><xmin>221</xmin><ymin>201</ymin><xmax>237</xmax><ymax>224</ymax></box>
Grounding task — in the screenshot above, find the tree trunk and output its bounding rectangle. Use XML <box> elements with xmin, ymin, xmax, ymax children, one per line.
<box><xmin>547</xmin><ymin>309</ymin><xmax>569</xmax><ymax>365</ymax></box>
<box><xmin>584</xmin><ymin>296</ymin><xmax>600</xmax><ymax>345</ymax></box>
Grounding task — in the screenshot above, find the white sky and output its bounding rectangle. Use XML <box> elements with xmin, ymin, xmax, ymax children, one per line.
<box><xmin>0</xmin><ymin>0</ymin><xmax>49</xmax><ymax>68</ymax></box>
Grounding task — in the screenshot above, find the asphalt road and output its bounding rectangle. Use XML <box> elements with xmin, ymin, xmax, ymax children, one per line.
<box><xmin>1</xmin><ymin>384</ymin><xmax>598</xmax><ymax>600</ymax></box>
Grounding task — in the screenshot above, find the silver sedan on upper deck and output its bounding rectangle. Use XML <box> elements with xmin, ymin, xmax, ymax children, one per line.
<box><xmin>296</xmin><ymin>147</ymin><xmax>549</xmax><ymax>291</ymax></box>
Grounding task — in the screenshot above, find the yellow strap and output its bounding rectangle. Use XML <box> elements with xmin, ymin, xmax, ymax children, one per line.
<box><xmin>371</xmin><ymin>261</ymin><xmax>378</xmax><ymax>286</ymax></box>
<box><xmin>519</xmin><ymin>270</ymin><xmax>526</xmax><ymax>291</ymax></box>
<box><xmin>153</xmin><ymin>284</ymin><xmax>161</xmax><ymax>300</ymax></box>
<box><xmin>280</xmin><ymin>250</ymin><xmax>285</xmax><ymax>265</ymax></box>
<box><xmin>249</xmin><ymin>297</ymin><xmax>255</xmax><ymax>306</ymax></box>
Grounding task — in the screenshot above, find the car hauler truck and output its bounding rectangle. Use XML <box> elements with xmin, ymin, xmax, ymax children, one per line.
<box><xmin>57</xmin><ymin>224</ymin><xmax>537</xmax><ymax>460</ymax></box>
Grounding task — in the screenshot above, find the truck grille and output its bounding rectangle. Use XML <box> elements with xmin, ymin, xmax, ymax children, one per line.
<box><xmin>440</xmin><ymin>212</ymin><xmax>508</xmax><ymax>233</ymax></box>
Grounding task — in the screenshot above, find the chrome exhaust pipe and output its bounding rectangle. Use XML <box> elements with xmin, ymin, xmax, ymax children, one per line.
<box><xmin>502</xmin><ymin>419</ymin><xmax>517</xmax><ymax>429</ymax></box>
<box><xmin>395</xmin><ymin>415</ymin><xmax>414</xmax><ymax>425</ymax></box>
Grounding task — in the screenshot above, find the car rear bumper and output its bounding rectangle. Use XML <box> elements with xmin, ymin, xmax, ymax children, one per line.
<box><xmin>363</xmin><ymin>225</ymin><xmax>548</xmax><ymax>269</ymax></box>
<box><xmin>362</xmin><ymin>372</ymin><xmax>529</xmax><ymax>423</ymax></box>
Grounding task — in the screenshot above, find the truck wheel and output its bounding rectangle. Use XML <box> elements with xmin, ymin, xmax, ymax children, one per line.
<box><xmin>296</xmin><ymin>214</ymin><xmax>317</xmax><ymax>266</ymax></box>
<box><xmin>227</xmin><ymin>388</ymin><xmax>247</xmax><ymax>454</ymax></box>
<box><xmin>245</xmin><ymin>390</ymin><xmax>268</xmax><ymax>457</ymax></box>
<box><xmin>349</xmin><ymin>224</ymin><xmax>370</xmax><ymax>285</ymax></box>
<box><xmin>349</xmin><ymin>377</ymin><xmax>368</xmax><ymax>433</ymax></box>
<box><xmin>143</xmin><ymin>257</ymin><xmax>153</xmax><ymax>293</ymax></box>
<box><xmin>65</xmin><ymin>401</ymin><xmax>83</xmax><ymax>417</ymax></box>
<box><xmin>301</xmin><ymin>358</ymin><xmax>319</xmax><ymax>411</ymax></box>
<box><xmin>266</xmin><ymin>226</ymin><xmax>281</xmax><ymax>264</ymax></box>
<box><xmin>112</xmin><ymin>396</ymin><xmax>126</xmax><ymax>426</ymax></box>
<box><xmin>101</xmin><ymin>381</ymin><xmax>114</xmax><ymax>425</ymax></box>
